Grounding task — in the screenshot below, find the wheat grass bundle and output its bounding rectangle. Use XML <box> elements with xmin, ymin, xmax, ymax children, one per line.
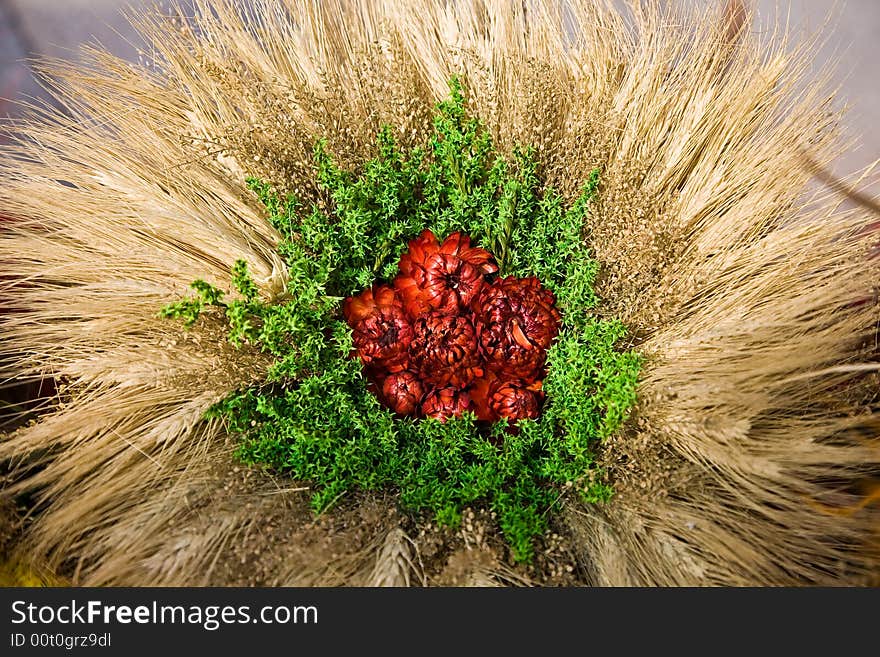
<box><xmin>1</xmin><ymin>0</ymin><xmax>878</xmax><ymax>586</ymax></box>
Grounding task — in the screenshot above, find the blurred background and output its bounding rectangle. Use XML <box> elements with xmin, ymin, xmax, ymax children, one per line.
<box><xmin>0</xmin><ymin>0</ymin><xmax>878</xmax><ymax>175</ymax></box>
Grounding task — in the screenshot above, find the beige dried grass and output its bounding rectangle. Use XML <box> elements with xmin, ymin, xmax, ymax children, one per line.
<box><xmin>1</xmin><ymin>0</ymin><xmax>878</xmax><ymax>585</ymax></box>
<box><xmin>369</xmin><ymin>527</ymin><xmax>423</xmax><ymax>587</ymax></box>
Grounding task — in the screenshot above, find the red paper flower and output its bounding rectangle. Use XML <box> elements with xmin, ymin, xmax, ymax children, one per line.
<box><xmin>343</xmin><ymin>285</ymin><xmax>412</xmax><ymax>372</ymax></box>
<box><xmin>410</xmin><ymin>311</ymin><xmax>482</xmax><ymax>387</ymax></box>
<box><xmin>380</xmin><ymin>371</ymin><xmax>424</xmax><ymax>416</ymax></box>
<box><xmin>474</xmin><ymin>276</ymin><xmax>561</xmax><ymax>380</ymax></box>
<box><xmin>421</xmin><ymin>386</ymin><xmax>471</xmax><ymax>421</ymax></box>
<box><xmin>395</xmin><ymin>230</ymin><xmax>498</xmax><ymax>316</ymax></box>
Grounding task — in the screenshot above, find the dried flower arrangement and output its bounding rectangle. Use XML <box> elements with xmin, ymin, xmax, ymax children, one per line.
<box><xmin>160</xmin><ymin>85</ymin><xmax>641</xmax><ymax>561</ymax></box>
<box><xmin>1</xmin><ymin>0</ymin><xmax>878</xmax><ymax>586</ymax></box>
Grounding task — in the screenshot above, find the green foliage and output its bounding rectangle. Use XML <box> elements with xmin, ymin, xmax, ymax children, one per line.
<box><xmin>159</xmin><ymin>279</ymin><xmax>225</xmax><ymax>327</ymax></box>
<box><xmin>163</xmin><ymin>78</ymin><xmax>641</xmax><ymax>562</ymax></box>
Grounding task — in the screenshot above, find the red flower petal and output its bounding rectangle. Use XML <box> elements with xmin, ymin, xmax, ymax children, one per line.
<box><xmin>397</xmin><ymin>229</ymin><xmax>440</xmax><ymax>280</ymax></box>
<box><xmin>393</xmin><ymin>274</ymin><xmax>427</xmax><ymax>317</ymax></box>
<box><xmin>468</xmin><ymin>375</ymin><xmax>499</xmax><ymax>422</ymax></box>
<box><xmin>439</xmin><ymin>232</ymin><xmax>499</xmax><ymax>276</ymax></box>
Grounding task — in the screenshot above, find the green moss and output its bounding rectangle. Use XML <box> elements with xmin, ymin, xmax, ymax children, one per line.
<box><xmin>164</xmin><ymin>78</ymin><xmax>641</xmax><ymax>562</ymax></box>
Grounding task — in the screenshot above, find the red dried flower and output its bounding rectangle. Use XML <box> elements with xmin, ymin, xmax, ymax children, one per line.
<box><xmin>411</xmin><ymin>312</ymin><xmax>482</xmax><ymax>387</ymax></box>
<box><xmin>487</xmin><ymin>379</ymin><xmax>542</xmax><ymax>421</ymax></box>
<box><xmin>474</xmin><ymin>276</ymin><xmax>561</xmax><ymax>380</ymax></box>
<box><xmin>380</xmin><ymin>371</ymin><xmax>425</xmax><ymax>416</ymax></box>
<box><xmin>470</xmin><ymin>375</ymin><xmax>543</xmax><ymax>422</ymax></box>
<box><xmin>346</xmin><ymin>231</ymin><xmax>561</xmax><ymax>429</ymax></box>
<box><xmin>343</xmin><ymin>285</ymin><xmax>412</xmax><ymax>372</ymax></box>
<box><xmin>437</xmin><ymin>231</ymin><xmax>499</xmax><ymax>276</ymax></box>
<box><xmin>421</xmin><ymin>386</ymin><xmax>471</xmax><ymax>421</ymax></box>
<box><xmin>395</xmin><ymin>230</ymin><xmax>498</xmax><ymax>316</ymax></box>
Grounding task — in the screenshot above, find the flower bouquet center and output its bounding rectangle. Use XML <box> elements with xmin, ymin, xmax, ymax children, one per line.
<box><xmin>344</xmin><ymin>229</ymin><xmax>561</xmax><ymax>423</ymax></box>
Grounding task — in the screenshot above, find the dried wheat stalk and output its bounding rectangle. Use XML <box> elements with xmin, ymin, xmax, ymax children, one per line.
<box><xmin>369</xmin><ymin>527</ymin><xmax>422</xmax><ymax>587</ymax></box>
